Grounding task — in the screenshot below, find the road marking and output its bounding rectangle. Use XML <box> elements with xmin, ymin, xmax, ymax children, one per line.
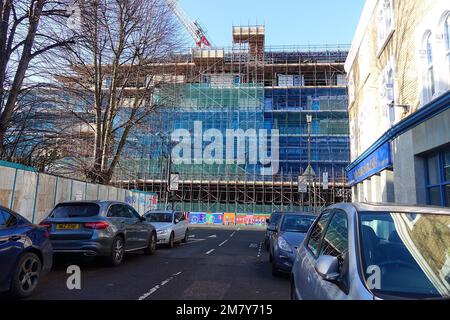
<box><xmin>208</xmin><ymin>235</ymin><xmax>217</xmax><ymax>238</ymax></box>
<box><xmin>249</xmin><ymin>243</ymin><xmax>258</xmax><ymax>248</ymax></box>
<box><xmin>189</xmin><ymin>235</ymin><xmax>196</xmax><ymax>238</ymax></box>
<box><xmin>180</xmin><ymin>238</ymin><xmax>205</xmax><ymax>246</ymax></box>
<box><xmin>229</xmin><ymin>232</ymin><xmax>235</xmax><ymax>238</ymax></box>
<box><xmin>218</xmin><ymin>239</ymin><xmax>228</xmax><ymax>247</ymax></box>
<box><xmin>257</xmin><ymin>242</ymin><xmax>263</xmax><ymax>258</ymax></box>
<box><xmin>138</xmin><ymin>271</ymin><xmax>182</xmax><ymax>300</ymax></box>
<box><xmin>205</xmin><ymin>249</ymin><xmax>215</xmax><ymax>255</ymax></box>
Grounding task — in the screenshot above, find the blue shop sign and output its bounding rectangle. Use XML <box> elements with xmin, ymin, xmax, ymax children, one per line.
<box><xmin>347</xmin><ymin>142</ymin><xmax>393</xmax><ymax>186</ymax></box>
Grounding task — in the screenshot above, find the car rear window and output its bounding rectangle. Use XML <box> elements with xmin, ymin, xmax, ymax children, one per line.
<box><xmin>50</xmin><ymin>203</ymin><xmax>100</xmax><ymax>218</ymax></box>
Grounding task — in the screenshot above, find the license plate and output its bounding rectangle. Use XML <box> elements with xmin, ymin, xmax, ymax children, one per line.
<box><xmin>56</xmin><ymin>224</ymin><xmax>80</xmax><ymax>230</ymax></box>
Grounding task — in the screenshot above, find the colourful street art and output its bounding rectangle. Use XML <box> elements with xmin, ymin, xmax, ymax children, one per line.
<box><xmin>223</xmin><ymin>213</ymin><xmax>235</xmax><ymax>225</ymax></box>
<box><xmin>188</xmin><ymin>212</ymin><xmax>268</xmax><ymax>226</ymax></box>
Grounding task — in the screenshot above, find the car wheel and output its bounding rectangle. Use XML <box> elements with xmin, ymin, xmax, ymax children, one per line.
<box><xmin>10</xmin><ymin>252</ymin><xmax>42</xmax><ymax>299</ymax></box>
<box><xmin>106</xmin><ymin>236</ymin><xmax>125</xmax><ymax>267</ymax></box>
<box><xmin>168</xmin><ymin>232</ymin><xmax>175</xmax><ymax>249</ymax></box>
<box><xmin>181</xmin><ymin>229</ymin><xmax>189</xmax><ymax>243</ymax></box>
<box><xmin>144</xmin><ymin>232</ymin><xmax>157</xmax><ymax>256</ymax></box>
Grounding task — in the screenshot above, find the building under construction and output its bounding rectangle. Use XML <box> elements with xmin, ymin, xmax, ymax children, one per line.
<box><xmin>114</xmin><ymin>26</ymin><xmax>351</xmax><ymax>214</ymax></box>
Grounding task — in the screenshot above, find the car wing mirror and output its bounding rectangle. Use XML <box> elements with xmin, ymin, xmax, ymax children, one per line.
<box><xmin>139</xmin><ymin>216</ymin><xmax>146</xmax><ymax>222</ymax></box>
<box><xmin>315</xmin><ymin>255</ymin><xmax>340</xmax><ymax>283</ymax></box>
<box><xmin>266</xmin><ymin>218</ymin><xmax>270</xmax><ymax>224</ymax></box>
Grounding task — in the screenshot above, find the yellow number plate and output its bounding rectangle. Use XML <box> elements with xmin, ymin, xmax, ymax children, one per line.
<box><xmin>56</xmin><ymin>224</ymin><xmax>80</xmax><ymax>230</ymax></box>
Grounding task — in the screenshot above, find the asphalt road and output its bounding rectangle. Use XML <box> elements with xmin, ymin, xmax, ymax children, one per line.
<box><xmin>25</xmin><ymin>227</ymin><xmax>289</xmax><ymax>300</ymax></box>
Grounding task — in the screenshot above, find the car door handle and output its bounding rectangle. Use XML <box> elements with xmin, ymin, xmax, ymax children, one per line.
<box><xmin>9</xmin><ymin>236</ymin><xmax>21</xmax><ymax>241</ymax></box>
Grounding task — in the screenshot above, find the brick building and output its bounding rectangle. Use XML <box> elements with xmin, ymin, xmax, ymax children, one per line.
<box><xmin>346</xmin><ymin>0</ymin><xmax>450</xmax><ymax>206</ymax></box>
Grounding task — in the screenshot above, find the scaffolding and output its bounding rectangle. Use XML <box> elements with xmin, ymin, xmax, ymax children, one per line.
<box><xmin>113</xmin><ymin>25</ymin><xmax>352</xmax><ymax>214</ymax></box>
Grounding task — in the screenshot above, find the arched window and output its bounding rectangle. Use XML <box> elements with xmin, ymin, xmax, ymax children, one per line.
<box><xmin>423</xmin><ymin>31</ymin><xmax>435</xmax><ymax>101</ymax></box>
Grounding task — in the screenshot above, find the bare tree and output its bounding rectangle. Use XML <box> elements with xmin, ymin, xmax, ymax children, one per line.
<box><xmin>0</xmin><ymin>0</ymin><xmax>74</xmax><ymax>156</ymax></box>
<box><xmin>54</xmin><ymin>0</ymin><xmax>182</xmax><ymax>184</ymax></box>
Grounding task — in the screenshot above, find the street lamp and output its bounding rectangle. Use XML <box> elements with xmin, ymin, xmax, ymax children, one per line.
<box><xmin>306</xmin><ymin>114</ymin><xmax>313</xmax><ymax>213</ymax></box>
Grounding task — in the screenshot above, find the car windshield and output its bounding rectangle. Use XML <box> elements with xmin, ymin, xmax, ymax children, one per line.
<box><xmin>280</xmin><ymin>215</ymin><xmax>315</xmax><ymax>233</ymax></box>
<box><xmin>50</xmin><ymin>203</ymin><xmax>100</xmax><ymax>218</ymax></box>
<box><xmin>146</xmin><ymin>212</ymin><xmax>173</xmax><ymax>223</ymax></box>
<box><xmin>270</xmin><ymin>213</ymin><xmax>282</xmax><ymax>225</ymax></box>
<box><xmin>359</xmin><ymin>212</ymin><xmax>450</xmax><ymax>299</ymax></box>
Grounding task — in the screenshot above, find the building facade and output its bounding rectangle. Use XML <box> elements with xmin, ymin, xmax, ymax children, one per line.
<box><xmin>346</xmin><ymin>0</ymin><xmax>450</xmax><ymax>206</ymax></box>
<box><xmin>117</xmin><ymin>26</ymin><xmax>352</xmax><ymax>214</ymax></box>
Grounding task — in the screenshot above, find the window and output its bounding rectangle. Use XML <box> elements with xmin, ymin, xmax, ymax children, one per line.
<box><xmin>0</xmin><ymin>209</ymin><xmax>17</xmax><ymax>229</ymax></box>
<box><xmin>50</xmin><ymin>203</ymin><xmax>99</xmax><ymax>218</ymax></box>
<box><xmin>320</xmin><ymin>211</ymin><xmax>348</xmax><ymax>258</ymax></box>
<box><xmin>359</xmin><ymin>212</ymin><xmax>450</xmax><ymax>299</ymax></box>
<box><xmin>423</xmin><ymin>31</ymin><xmax>436</xmax><ymax>101</ymax></box>
<box><xmin>127</xmin><ymin>206</ymin><xmax>141</xmax><ymax>219</ymax></box>
<box><xmin>377</xmin><ymin>0</ymin><xmax>394</xmax><ymax>51</ymax></box>
<box><xmin>307</xmin><ymin>211</ymin><xmax>333</xmax><ymax>257</ymax></box>
<box><xmin>445</xmin><ymin>13</ymin><xmax>450</xmax><ymax>86</ymax></box>
<box><xmin>108</xmin><ymin>205</ymin><xmax>131</xmax><ymax>218</ymax></box>
<box><xmin>380</xmin><ymin>61</ymin><xmax>396</xmax><ymax>127</ymax></box>
<box><xmin>425</xmin><ymin>146</ymin><xmax>450</xmax><ymax>207</ymax></box>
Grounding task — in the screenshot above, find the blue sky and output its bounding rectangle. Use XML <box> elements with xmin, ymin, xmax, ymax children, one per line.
<box><xmin>178</xmin><ymin>0</ymin><xmax>366</xmax><ymax>47</ymax></box>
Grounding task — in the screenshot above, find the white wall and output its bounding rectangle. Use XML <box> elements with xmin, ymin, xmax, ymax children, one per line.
<box><xmin>0</xmin><ymin>162</ymin><xmax>158</xmax><ymax>223</ymax></box>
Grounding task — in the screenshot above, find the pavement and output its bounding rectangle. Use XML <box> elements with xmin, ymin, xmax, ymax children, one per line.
<box><xmin>23</xmin><ymin>227</ymin><xmax>289</xmax><ymax>300</ymax></box>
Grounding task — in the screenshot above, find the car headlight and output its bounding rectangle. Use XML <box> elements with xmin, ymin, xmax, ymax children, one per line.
<box><xmin>157</xmin><ymin>228</ymin><xmax>170</xmax><ymax>235</ymax></box>
<box><xmin>278</xmin><ymin>237</ymin><xmax>292</xmax><ymax>252</ymax></box>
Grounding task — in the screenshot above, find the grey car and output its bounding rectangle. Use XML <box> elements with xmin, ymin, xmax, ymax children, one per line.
<box><xmin>144</xmin><ymin>211</ymin><xmax>189</xmax><ymax>248</ymax></box>
<box><xmin>264</xmin><ymin>212</ymin><xmax>282</xmax><ymax>251</ymax></box>
<box><xmin>40</xmin><ymin>201</ymin><xmax>157</xmax><ymax>266</ymax></box>
<box><xmin>290</xmin><ymin>203</ymin><xmax>450</xmax><ymax>300</ymax></box>
<box><xmin>269</xmin><ymin>213</ymin><xmax>316</xmax><ymax>276</ymax></box>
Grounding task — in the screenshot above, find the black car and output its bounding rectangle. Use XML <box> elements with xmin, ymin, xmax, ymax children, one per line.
<box><xmin>0</xmin><ymin>206</ymin><xmax>53</xmax><ymax>298</ymax></box>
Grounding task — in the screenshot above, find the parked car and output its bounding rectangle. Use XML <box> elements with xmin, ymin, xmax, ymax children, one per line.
<box><xmin>290</xmin><ymin>203</ymin><xmax>450</xmax><ymax>300</ymax></box>
<box><xmin>40</xmin><ymin>201</ymin><xmax>156</xmax><ymax>266</ymax></box>
<box><xmin>264</xmin><ymin>212</ymin><xmax>283</xmax><ymax>251</ymax></box>
<box><xmin>144</xmin><ymin>211</ymin><xmax>189</xmax><ymax>248</ymax></box>
<box><xmin>0</xmin><ymin>206</ymin><xmax>53</xmax><ymax>298</ymax></box>
<box><xmin>269</xmin><ymin>213</ymin><xmax>316</xmax><ymax>276</ymax></box>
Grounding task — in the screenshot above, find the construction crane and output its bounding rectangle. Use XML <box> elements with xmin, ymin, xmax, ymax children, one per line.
<box><xmin>164</xmin><ymin>0</ymin><xmax>212</xmax><ymax>48</ymax></box>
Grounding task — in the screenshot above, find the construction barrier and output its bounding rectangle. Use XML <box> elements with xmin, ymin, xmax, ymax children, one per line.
<box><xmin>187</xmin><ymin>211</ymin><xmax>268</xmax><ymax>227</ymax></box>
<box><xmin>0</xmin><ymin>160</ymin><xmax>158</xmax><ymax>223</ymax></box>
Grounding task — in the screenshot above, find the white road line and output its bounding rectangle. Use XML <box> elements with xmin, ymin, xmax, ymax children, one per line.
<box><xmin>208</xmin><ymin>235</ymin><xmax>217</xmax><ymax>238</ymax></box>
<box><xmin>138</xmin><ymin>271</ymin><xmax>182</xmax><ymax>300</ymax></box>
<box><xmin>257</xmin><ymin>242</ymin><xmax>263</xmax><ymax>258</ymax></box>
<box><xmin>218</xmin><ymin>239</ymin><xmax>228</xmax><ymax>247</ymax></box>
<box><xmin>205</xmin><ymin>249</ymin><xmax>215</xmax><ymax>255</ymax></box>
<box><xmin>188</xmin><ymin>235</ymin><xmax>196</xmax><ymax>238</ymax></box>
<box><xmin>230</xmin><ymin>232</ymin><xmax>235</xmax><ymax>237</ymax></box>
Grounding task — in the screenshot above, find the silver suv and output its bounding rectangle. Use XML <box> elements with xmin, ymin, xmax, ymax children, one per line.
<box><xmin>144</xmin><ymin>211</ymin><xmax>189</xmax><ymax>248</ymax></box>
<box><xmin>40</xmin><ymin>201</ymin><xmax>157</xmax><ymax>266</ymax></box>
